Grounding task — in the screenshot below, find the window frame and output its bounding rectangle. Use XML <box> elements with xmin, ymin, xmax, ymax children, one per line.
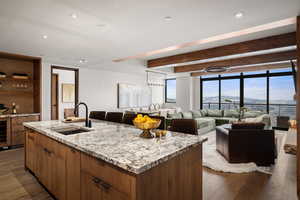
<box><xmin>165</xmin><ymin>78</ymin><xmax>176</xmax><ymax>103</ymax></box>
<box><xmin>200</xmin><ymin>70</ymin><xmax>296</xmax><ymax>112</ymax></box>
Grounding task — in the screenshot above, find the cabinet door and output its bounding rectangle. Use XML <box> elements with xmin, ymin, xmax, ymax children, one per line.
<box><xmin>11</xmin><ymin>116</ymin><xmax>39</xmax><ymax>145</ymax></box>
<box><xmin>66</xmin><ymin>148</ymin><xmax>81</xmax><ymax>200</ymax></box>
<box><xmin>51</xmin><ymin>140</ymin><xmax>67</xmax><ymax>200</ymax></box>
<box><xmin>36</xmin><ymin>134</ymin><xmax>52</xmax><ymax>191</ymax></box>
<box><xmin>25</xmin><ymin>131</ymin><xmax>36</xmax><ymax>172</ymax></box>
<box><xmin>81</xmin><ymin>171</ymin><xmax>102</xmax><ymax>200</ymax></box>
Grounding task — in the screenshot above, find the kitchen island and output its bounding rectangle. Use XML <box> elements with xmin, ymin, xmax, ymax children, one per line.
<box><xmin>24</xmin><ymin>120</ymin><xmax>206</xmax><ymax>200</ymax></box>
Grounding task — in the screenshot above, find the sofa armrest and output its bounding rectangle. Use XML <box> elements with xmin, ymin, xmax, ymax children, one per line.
<box><xmin>216</xmin><ymin>126</ymin><xmax>229</xmax><ymax>135</ymax></box>
<box><xmin>242</xmin><ymin>114</ymin><xmax>271</xmax><ymax>128</ymax></box>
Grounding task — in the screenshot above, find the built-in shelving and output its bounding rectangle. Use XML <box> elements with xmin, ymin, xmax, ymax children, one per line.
<box><xmin>0</xmin><ymin>52</ymin><xmax>41</xmax><ymax>114</ymax></box>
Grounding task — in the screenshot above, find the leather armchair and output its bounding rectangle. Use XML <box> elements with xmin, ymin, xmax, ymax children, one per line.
<box><xmin>216</xmin><ymin>125</ymin><xmax>276</xmax><ymax>166</ymax></box>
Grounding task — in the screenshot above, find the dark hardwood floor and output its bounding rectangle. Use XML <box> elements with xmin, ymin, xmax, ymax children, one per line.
<box><xmin>0</xmin><ymin>146</ymin><xmax>297</xmax><ymax>200</ymax></box>
<box><xmin>203</xmin><ymin>144</ymin><xmax>297</xmax><ymax>200</ymax></box>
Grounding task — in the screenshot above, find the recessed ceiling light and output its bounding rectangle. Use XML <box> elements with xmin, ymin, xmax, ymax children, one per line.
<box><xmin>79</xmin><ymin>59</ymin><xmax>87</xmax><ymax>63</ymax></box>
<box><xmin>42</xmin><ymin>35</ymin><xmax>48</xmax><ymax>39</ymax></box>
<box><xmin>71</xmin><ymin>13</ymin><xmax>78</xmax><ymax>19</ymax></box>
<box><xmin>164</xmin><ymin>16</ymin><xmax>172</xmax><ymax>21</ymax></box>
<box><xmin>235</xmin><ymin>12</ymin><xmax>244</xmax><ymax>19</ymax></box>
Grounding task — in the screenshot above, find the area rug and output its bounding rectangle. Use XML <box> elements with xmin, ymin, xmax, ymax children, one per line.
<box><xmin>202</xmin><ymin>130</ymin><xmax>286</xmax><ymax>174</ymax></box>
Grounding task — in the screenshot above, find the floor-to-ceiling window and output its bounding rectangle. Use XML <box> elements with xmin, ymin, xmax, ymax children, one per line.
<box><xmin>269</xmin><ymin>75</ymin><xmax>296</xmax><ymax>123</ymax></box>
<box><xmin>221</xmin><ymin>79</ymin><xmax>240</xmax><ymax>110</ymax></box>
<box><xmin>244</xmin><ymin>77</ymin><xmax>267</xmax><ymax>112</ymax></box>
<box><xmin>165</xmin><ymin>79</ymin><xmax>176</xmax><ymax>103</ymax></box>
<box><xmin>200</xmin><ymin>68</ymin><xmax>296</xmax><ymax>123</ymax></box>
<box><xmin>202</xmin><ymin>80</ymin><xmax>219</xmax><ymax>109</ymax></box>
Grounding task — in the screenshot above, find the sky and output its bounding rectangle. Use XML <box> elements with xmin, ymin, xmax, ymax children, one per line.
<box><xmin>166</xmin><ymin>79</ymin><xmax>176</xmax><ymax>100</ymax></box>
<box><xmin>203</xmin><ymin>75</ymin><xmax>295</xmax><ymax>102</ymax></box>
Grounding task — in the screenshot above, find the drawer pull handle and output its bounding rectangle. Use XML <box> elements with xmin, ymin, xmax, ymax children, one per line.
<box><xmin>92</xmin><ymin>177</ymin><xmax>111</xmax><ymax>191</ymax></box>
<box><xmin>43</xmin><ymin>148</ymin><xmax>52</xmax><ymax>155</ymax></box>
<box><xmin>100</xmin><ymin>181</ymin><xmax>111</xmax><ymax>191</ymax></box>
<box><xmin>92</xmin><ymin>177</ymin><xmax>100</xmax><ymax>184</ymax></box>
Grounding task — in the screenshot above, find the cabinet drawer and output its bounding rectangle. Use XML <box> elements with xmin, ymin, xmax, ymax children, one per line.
<box><xmin>81</xmin><ymin>154</ymin><xmax>134</xmax><ymax>197</ymax></box>
<box><xmin>81</xmin><ymin>170</ymin><xmax>128</xmax><ymax>200</ymax></box>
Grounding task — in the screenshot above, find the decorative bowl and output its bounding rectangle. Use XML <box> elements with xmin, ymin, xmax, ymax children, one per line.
<box><xmin>133</xmin><ymin>118</ymin><xmax>161</xmax><ymax>138</ymax></box>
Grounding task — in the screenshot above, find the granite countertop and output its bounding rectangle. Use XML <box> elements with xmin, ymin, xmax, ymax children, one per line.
<box><xmin>0</xmin><ymin>113</ymin><xmax>40</xmax><ymax>118</ymax></box>
<box><xmin>23</xmin><ymin>120</ymin><xmax>206</xmax><ymax>174</ymax></box>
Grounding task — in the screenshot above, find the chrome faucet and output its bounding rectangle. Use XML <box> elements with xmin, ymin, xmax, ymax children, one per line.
<box><xmin>75</xmin><ymin>102</ymin><xmax>91</xmax><ymax>128</ymax></box>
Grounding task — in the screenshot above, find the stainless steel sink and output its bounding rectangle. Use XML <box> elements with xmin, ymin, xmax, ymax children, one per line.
<box><xmin>51</xmin><ymin>126</ymin><xmax>91</xmax><ymax>135</ymax></box>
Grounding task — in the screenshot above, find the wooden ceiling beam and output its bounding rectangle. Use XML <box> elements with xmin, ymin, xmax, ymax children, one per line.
<box><xmin>174</xmin><ymin>50</ymin><xmax>297</xmax><ymax>73</ymax></box>
<box><xmin>147</xmin><ymin>32</ymin><xmax>296</xmax><ymax>68</ymax></box>
<box><xmin>191</xmin><ymin>62</ymin><xmax>294</xmax><ymax>77</ymax></box>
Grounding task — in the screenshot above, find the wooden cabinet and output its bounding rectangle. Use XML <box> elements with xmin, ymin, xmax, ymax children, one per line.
<box><xmin>81</xmin><ymin>171</ymin><xmax>103</xmax><ymax>200</ymax></box>
<box><xmin>81</xmin><ymin>169</ymin><xmax>128</xmax><ymax>200</ymax></box>
<box><xmin>66</xmin><ymin>148</ymin><xmax>81</xmax><ymax>200</ymax></box>
<box><xmin>25</xmin><ymin>129</ymin><xmax>203</xmax><ymax>200</ymax></box>
<box><xmin>11</xmin><ymin>115</ymin><xmax>39</xmax><ymax>146</ymax></box>
<box><xmin>80</xmin><ymin>154</ymin><xmax>131</xmax><ymax>200</ymax></box>
<box><xmin>32</xmin><ymin>133</ymin><xmax>67</xmax><ymax>200</ymax></box>
<box><xmin>35</xmin><ymin>133</ymin><xmax>53</xmax><ymax>192</ymax></box>
<box><xmin>81</xmin><ymin>153</ymin><xmax>133</xmax><ymax>199</ymax></box>
<box><xmin>25</xmin><ymin>130</ymin><xmax>36</xmax><ymax>172</ymax></box>
<box><xmin>51</xmin><ymin>139</ymin><xmax>67</xmax><ymax>200</ymax></box>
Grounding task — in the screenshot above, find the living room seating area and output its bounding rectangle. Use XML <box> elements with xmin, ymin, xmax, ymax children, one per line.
<box><xmin>167</xmin><ymin>109</ymin><xmax>272</xmax><ymax>135</ymax></box>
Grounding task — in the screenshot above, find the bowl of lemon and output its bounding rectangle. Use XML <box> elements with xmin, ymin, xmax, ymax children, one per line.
<box><xmin>133</xmin><ymin>114</ymin><xmax>161</xmax><ymax>138</ymax></box>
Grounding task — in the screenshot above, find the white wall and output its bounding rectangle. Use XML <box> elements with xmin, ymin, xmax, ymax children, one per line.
<box><xmin>176</xmin><ymin>77</ymin><xmax>191</xmax><ymax>111</ymax></box>
<box><xmin>52</xmin><ymin>69</ymin><xmax>75</xmax><ymax>120</ymax></box>
<box><xmin>151</xmin><ymin>85</ymin><xmax>164</xmax><ymax>105</ymax></box>
<box><xmin>78</xmin><ymin>68</ymin><xmax>146</xmax><ymax>113</ymax></box>
<box><xmin>42</xmin><ymin>62</ymin><xmax>163</xmax><ymax>120</ymax></box>
<box><xmin>168</xmin><ymin>76</ymin><xmax>200</xmax><ymax>112</ymax></box>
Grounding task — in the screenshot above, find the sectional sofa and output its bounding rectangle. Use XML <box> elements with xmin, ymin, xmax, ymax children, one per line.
<box><xmin>167</xmin><ymin>109</ymin><xmax>271</xmax><ymax>135</ymax></box>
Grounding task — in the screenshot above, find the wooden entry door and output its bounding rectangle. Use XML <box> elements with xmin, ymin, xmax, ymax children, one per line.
<box><xmin>51</xmin><ymin>74</ymin><xmax>59</xmax><ymax>120</ymax></box>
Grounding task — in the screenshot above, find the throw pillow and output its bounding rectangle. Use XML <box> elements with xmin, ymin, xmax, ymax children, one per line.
<box><xmin>243</xmin><ymin>111</ymin><xmax>263</xmax><ymax>119</ymax></box>
<box><xmin>191</xmin><ymin>110</ymin><xmax>202</xmax><ymax>118</ymax></box>
<box><xmin>167</xmin><ymin>112</ymin><xmax>183</xmax><ymax>119</ymax></box>
<box><xmin>206</xmin><ymin>109</ymin><xmax>223</xmax><ymax>117</ymax></box>
<box><xmin>182</xmin><ymin>111</ymin><xmax>193</xmax><ymax>119</ymax></box>
<box><xmin>200</xmin><ymin>109</ymin><xmax>208</xmax><ymax>116</ymax></box>
<box><xmin>224</xmin><ymin>109</ymin><xmax>239</xmax><ymax>118</ymax></box>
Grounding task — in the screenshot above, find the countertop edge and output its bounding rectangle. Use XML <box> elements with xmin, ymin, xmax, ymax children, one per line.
<box><xmin>0</xmin><ymin>113</ymin><xmax>40</xmax><ymax>118</ymax></box>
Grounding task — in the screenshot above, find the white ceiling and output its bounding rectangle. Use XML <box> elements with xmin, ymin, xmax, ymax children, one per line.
<box><xmin>0</xmin><ymin>0</ymin><xmax>299</xmax><ymax>75</ymax></box>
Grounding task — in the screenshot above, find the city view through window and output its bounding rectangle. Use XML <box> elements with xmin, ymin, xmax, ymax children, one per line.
<box><xmin>201</xmin><ymin>69</ymin><xmax>296</xmax><ymax>126</ymax></box>
<box><xmin>165</xmin><ymin>79</ymin><xmax>176</xmax><ymax>103</ymax></box>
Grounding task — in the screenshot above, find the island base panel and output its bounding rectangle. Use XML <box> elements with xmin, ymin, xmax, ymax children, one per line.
<box><xmin>25</xmin><ymin>128</ymin><xmax>203</xmax><ymax>200</ymax></box>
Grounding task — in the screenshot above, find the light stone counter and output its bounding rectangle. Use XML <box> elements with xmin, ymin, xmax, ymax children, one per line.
<box><xmin>24</xmin><ymin>120</ymin><xmax>206</xmax><ymax>174</ymax></box>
